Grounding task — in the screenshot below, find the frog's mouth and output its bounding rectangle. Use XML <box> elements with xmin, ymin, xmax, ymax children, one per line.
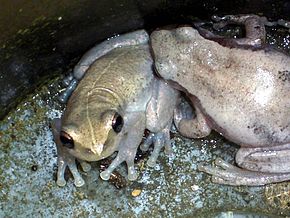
<box><xmin>67</xmin><ymin>146</ymin><xmax>106</xmax><ymax>162</ymax></box>
<box><xmin>64</xmin><ymin>135</ymin><xmax>118</xmax><ymax>162</ymax></box>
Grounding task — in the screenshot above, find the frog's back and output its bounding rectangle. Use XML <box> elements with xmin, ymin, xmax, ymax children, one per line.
<box><xmin>194</xmin><ymin>46</ymin><xmax>290</xmax><ymax>147</ymax></box>
<box><xmin>152</xmin><ymin>27</ymin><xmax>290</xmax><ymax>146</ymax></box>
<box><xmin>68</xmin><ymin>44</ymin><xmax>153</xmax><ymax>112</ymax></box>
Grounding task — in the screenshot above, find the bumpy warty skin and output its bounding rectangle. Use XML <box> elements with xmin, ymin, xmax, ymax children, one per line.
<box><xmin>151</xmin><ymin>27</ymin><xmax>290</xmax><ymax>148</ymax></box>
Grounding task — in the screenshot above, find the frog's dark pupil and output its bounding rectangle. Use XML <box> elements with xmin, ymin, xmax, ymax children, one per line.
<box><xmin>112</xmin><ymin>113</ymin><xmax>124</xmax><ymax>133</ymax></box>
<box><xmin>60</xmin><ymin>131</ymin><xmax>74</xmax><ymax>149</ymax></box>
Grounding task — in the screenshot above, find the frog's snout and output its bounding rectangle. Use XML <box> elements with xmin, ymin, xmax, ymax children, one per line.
<box><xmin>60</xmin><ymin>130</ymin><xmax>74</xmax><ymax>149</ymax></box>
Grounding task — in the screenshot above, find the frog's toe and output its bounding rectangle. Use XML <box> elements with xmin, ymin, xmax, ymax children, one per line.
<box><xmin>140</xmin><ymin>133</ymin><xmax>154</xmax><ymax>151</ymax></box>
<box><xmin>278</xmin><ymin>19</ymin><xmax>290</xmax><ymax>29</ymax></box>
<box><xmin>80</xmin><ymin>160</ymin><xmax>91</xmax><ymax>172</ymax></box>
<box><xmin>58</xmin><ymin>79</ymin><xmax>79</xmax><ymax>103</ymax></box>
<box><xmin>198</xmin><ymin>162</ymin><xmax>239</xmax><ymax>185</ymax></box>
<box><xmin>56</xmin><ymin>155</ymin><xmax>68</xmax><ymax>187</ymax></box>
<box><xmin>164</xmin><ymin>143</ymin><xmax>173</xmax><ymax>155</ymax></box>
<box><xmin>74</xmin><ymin>176</ymin><xmax>85</xmax><ymax>187</ymax></box>
<box><xmin>146</xmin><ymin>129</ymin><xmax>171</xmax><ymax>167</ymax></box>
<box><xmin>68</xmin><ymin>162</ymin><xmax>86</xmax><ymax>187</ymax></box>
<box><xmin>62</xmin><ymin>72</ymin><xmax>74</xmax><ymax>86</ymax></box>
<box><xmin>127</xmin><ymin>167</ymin><xmax>138</xmax><ymax>181</ymax></box>
<box><xmin>56</xmin><ymin>177</ymin><xmax>67</xmax><ymax>187</ymax></box>
<box><xmin>100</xmin><ymin>170</ymin><xmax>111</xmax><ymax>181</ymax></box>
<box><xmin>198</xmin><ymin>159</ymin><xmax>290</xmax><ymax>186</ymax></box>
<box><xmin>147</xmin><ymin>156</ymin><xmax>157</xmax><ymax>167</ymax></box>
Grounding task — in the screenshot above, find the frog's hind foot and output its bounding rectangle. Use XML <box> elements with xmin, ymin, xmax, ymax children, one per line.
<box><xmin>197</xmin><ymin>14</ymin><xmax>267</xmax><ymax>49</ymax></box>
<box><xmin>198</xmin><ymin>158</ymin><xmax>290</xmax><ymax>186</ymax></box>
<box><xmin>277</xmin><ymin>19</ymin><xmax>290</xmax><ymax>31</ymax></box>
<box><xmin>140</xmin><ymin>127</ymin><xmax>172</xmax><ymax>167</ymax></box>
<box><xmin>58</xmin><ymin>78</ymin><xmax>79</xmax><ymax>103</ymax></box>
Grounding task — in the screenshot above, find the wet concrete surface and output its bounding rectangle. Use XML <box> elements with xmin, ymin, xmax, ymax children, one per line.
<box><xmin>0</xmin><ymin>77</ymin><xmax>289</xmax><ymax>217</ymax></box>
<box><xmin>0</xmin><ymin>10</ymin><xmax>290</xmax><ymax>217</ymax></box>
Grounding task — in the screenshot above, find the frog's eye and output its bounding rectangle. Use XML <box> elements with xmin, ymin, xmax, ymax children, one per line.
<box><xmin>60</xmin><ymin>131</ymin><xmax>74</xmax><ymax>149</ymax></box>
<box><xmin>112</xmin><ymin>112</ymin><xmax>124</xmax><ymax>133</ymax></box>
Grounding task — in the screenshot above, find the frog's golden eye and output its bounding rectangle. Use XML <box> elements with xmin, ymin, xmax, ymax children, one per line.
<box><xmin>112</xmin><ymin>112</ymin><xmax>124</xmax><ymax>133</ymax></box>
<box><xmin>60</xmin><ymin>131</ymin><xmax>74</xmax><ymax>149</ymax></box>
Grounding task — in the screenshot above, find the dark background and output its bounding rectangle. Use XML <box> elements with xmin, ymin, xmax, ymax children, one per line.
<box><xmin>0</xmin><ymin>0</ymin><xmax>289</xmax><ymax>119</ymax></box>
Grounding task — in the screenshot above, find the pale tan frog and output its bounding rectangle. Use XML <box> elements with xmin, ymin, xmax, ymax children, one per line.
<box><xmin>52</xmin><ymin>30</ymin><xmax>178</xmax><ymax>187</ymax></box>
<box><xmin>151</xmin><ymin>15</ymin><xmax>290</xmax><ymax>185</ymax></box>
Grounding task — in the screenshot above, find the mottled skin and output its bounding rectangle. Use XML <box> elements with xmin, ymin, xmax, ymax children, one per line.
<box><xmin>52</xmin><ymin>30</ymin><xmax>178</xmax><ymax>187</ymax></box>
<box><xmin>151</xmin><ymin>15</ymin><xmax>290</xmax><ymax>185</ymax></box>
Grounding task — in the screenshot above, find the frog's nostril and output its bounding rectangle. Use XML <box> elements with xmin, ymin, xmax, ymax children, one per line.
<box><xmin>60</xmin><ymin>131</ymin><xmax>74</xmax><ymax>149</ymax></box>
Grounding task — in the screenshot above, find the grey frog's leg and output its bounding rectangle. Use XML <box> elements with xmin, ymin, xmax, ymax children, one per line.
<box><xmin>140</xmin><ymin>79</ymin><xmax>178</xmax><ymax>167</ymax></box>
<box><xmin>174</xmin><ymin>99</ymin><xmax>211</xmax><ymax>139</ymax></box>
<box><xmin>197</xmin><ymin>14</ymin><xmax>267</xmax><ymax>49</ymax></box>
<box><xmin>141</xmin><ymin>125</ymin><xmax>172</xmax><ymax>167</ymax></box>
<box><xmin>51</xmin><ymin>118</ymin><xmax>91</xmax><ymax>187</ymax></box>
<box><xmin>59</xmin><ymin>29</ymin><xmax>149</xmax><ymax>103</ymax></box>
<box><xmin>58</xmin><ymin>79</ymin><xmax>78</xmax><ymax>103</ymax></box>
<box><xmin>73</xmin><ymin>29</ymin><xmax>149</xmax><ymax>80</ymax></box>
<box><xmin>100</xmin><ymin>111</ymin><xmax>146</xmax><ymax>181</ymax></box>
<box><xmin>198</xmin><ymin>144</ymin><xmax>290</xmax><ymax>186</ymax></box>
<box><xmin>277</xmin><ymin>19</ymin><xmax>290</xmax><ymax>31</ymax></box>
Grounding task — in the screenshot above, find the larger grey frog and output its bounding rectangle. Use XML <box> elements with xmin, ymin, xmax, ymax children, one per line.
<box><xmin>52</xmin><ymin>30</ymin><xmax>178</xmax><ymax>187</ymax></box>
<box><xmin>151</xmin><ymin>15</ymin><xmax>290</xmax><ymax>186</ymax></box>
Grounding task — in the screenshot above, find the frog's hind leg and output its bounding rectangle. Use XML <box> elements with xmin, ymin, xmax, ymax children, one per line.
<box><xmin>196</xmin><ymin>14</ymin><xmax>267</xmax><ymax>49</ymax></box>
<box><xmin>277</xmin><ymin>19</ymin><xmax>290</xmax><ymax>31</ymax></box>
<box><xmin>58</xmin><ymin>78</ymin><xmax>79</xmax><ymax>103</ymax></box>
<box><xmin>235</xmin><ymin>145</ymin><xmax>290</xmax><ymax>174</ymax></box>
<box><xmin>198</xmin><ymin>144</ymin><xmax>290</xmax><ymax>186</ymax></box>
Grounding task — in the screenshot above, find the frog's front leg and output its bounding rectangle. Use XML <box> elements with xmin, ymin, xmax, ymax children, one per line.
<box><xmin>100</xmin><ymin>111</ymin><xmax>146</xmax><ymax>181</ymax></box>
<box><xmin>198</xmin><ymin>144</ymin><xmax>290</xmax><ymax>186</ymax></box>
<box><xmin>139</xmin><ymin>79</ymin><xmax>178</xmax><ymax>167</ymax></box>
<box><xmin>59</xmin><ymin>30</ymin><xmax>149</xmax><ymax>103</ymax></box>
<box><xmin>140</xmin><ymin>125</ymin><xmax>172</xmax><ymax>167</ymax></box>
<box><xmin>197</xmin><ymin>14</ymin><xmax>266</xmax><ymax>48</ymax></box>
<box><xmin>51</xmin><ymin>118</ymin><xmax>91</xmax><ymax>187</ymax></box>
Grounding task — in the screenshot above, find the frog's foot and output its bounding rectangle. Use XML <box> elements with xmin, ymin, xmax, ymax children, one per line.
<box><xmin>100</xmin><ymin>149</ymin><xmax>139</xmax><ymax>181</ymax></box>
<box><xmin>52</xmin><ymin>118</ymin><xmax>90</xmax><ymax>187</ymax></box>
<box><xmin>101</xmin><ymin>111</ymin><xmax>146</xmax><ymax>181</ymax></box>
<box><xmin>62</xmin><ymin>71</ymin><xmax>74</xmax><ymax>87</ymax></box>
<box><xmin>140</xmin><ymin>128</ymin><xmax>172</xmax><ymax>167</ymax></box>
<box><xmin>56</xmin><ymin>149</ymin><xmax>91</xmax><ymax>187</ymax></box>
<box><xmin>58</xmin><ymin>78</ymin><xmax>79</xmax><ymax>103</ymax></box>
<box><xmin>277</xmin><ymin>19</ymin><xmax>290</xmax><ymax>30</ymax></box>
<box><xmin>198</xmin><ymin>14</ymin><xmax>267</xmax><ymax>49</ymax></box>
<box><xmin>198</xmin><ymin>158</ymin><xmax>290</xmax><ymax>186</ymax></box>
